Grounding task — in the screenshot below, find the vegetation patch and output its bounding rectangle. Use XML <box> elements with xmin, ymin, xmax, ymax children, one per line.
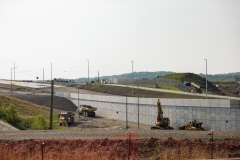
<box><xmin>0</xmin><ymin>94</ymin><xmax>59</xmax><ymax>130</ymax></box>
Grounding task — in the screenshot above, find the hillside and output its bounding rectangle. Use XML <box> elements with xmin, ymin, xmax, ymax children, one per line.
<box><xmin>0</xmin><ymin>93</ymin><xmax>77</xmax><ymax>116</ymax></box>
<box><xmin>160</xmin><ymin>73</ymin><xmax>225</xmax><ymax>95</ymax></box>
<box><xmin>0</xmin><ymin>94</ymin><xmax>51</xmax><ymax>118</ymax></box>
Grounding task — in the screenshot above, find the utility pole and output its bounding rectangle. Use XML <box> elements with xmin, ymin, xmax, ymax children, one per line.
<box><xmin>43</xmin><ymin>68</ymin><xmax>44</xmax><ymax>83</ymax></box>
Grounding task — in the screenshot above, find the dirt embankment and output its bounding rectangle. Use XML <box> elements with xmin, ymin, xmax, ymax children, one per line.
<box><xmin>12</xmin><ymin>94</ymin><xmax>77</xmax><ymax>111</ymax></box>
<box><xmin>215</xmin><ymin>83</ymin><xmax>240</xmax><ymax>97</ymax></box>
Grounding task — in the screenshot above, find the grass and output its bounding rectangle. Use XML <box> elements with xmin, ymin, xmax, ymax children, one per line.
<box><xmin>136</xmin><ymin>84</ymin><xmax>181</xmax><ymax>91</ymax></box>
<box><xmin>0</xmin><ymin>94</ymin><xmax>60</xmax><ymax>129</ymax></box>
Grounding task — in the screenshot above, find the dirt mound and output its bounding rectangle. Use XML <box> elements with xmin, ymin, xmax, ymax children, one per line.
<box><xmin>1</xmin><ymin>137</ymin><xmax>240</xmax><ymax>160</ymax></box>
<box><xmin>216</xmin><ymin>83</ymin><xmax>240</xmax><ymax>97</ymax></box>
<box><xmin>12</xmin><ymin>95</ymin><xmax>77</xmax><ymax>111</ymax></box>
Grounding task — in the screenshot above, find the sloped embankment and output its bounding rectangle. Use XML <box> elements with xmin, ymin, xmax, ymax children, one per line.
<box><xmin>12</xmin><ymin>95</ymin><xmax>77</xmax><ymax>111</ymax></box>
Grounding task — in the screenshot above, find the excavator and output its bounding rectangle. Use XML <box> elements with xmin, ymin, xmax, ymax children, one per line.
<box><xmin>151</xmin><ymin>99</ymin><xmax>174</xmax><ymax>130</ymax></box>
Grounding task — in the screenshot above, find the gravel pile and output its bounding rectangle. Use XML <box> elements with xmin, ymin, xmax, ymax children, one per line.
<box><xmin>0</xmin><ymin>129</ymin><xmax>240</xmax><ymax>142</ymax></box>
<box><xmin>0</xmin><ymin>120</ymin><xmax>19</xmax><ymax>132</ymax></box>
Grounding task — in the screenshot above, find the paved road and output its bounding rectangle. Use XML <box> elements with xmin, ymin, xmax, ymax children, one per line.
<box><xmin>0</xmin><ymin>79</ymin><xmax>61</xmax><ymax>89</ymax></box>
<box><xmin>106</xmin><ymin>84</ymin><xmax>240</xmax><ymax>100</ymax></box>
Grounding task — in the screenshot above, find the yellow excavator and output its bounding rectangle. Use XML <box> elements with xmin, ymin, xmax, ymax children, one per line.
<box><xmin>151</xmin><ymin>99</ymin><xmax>174</xmax><ymax>130</ymax></box>
<box><xmin>179</xmin><ymin>120</ymin><xmax>205</xmax><ymax>131</ymax></box>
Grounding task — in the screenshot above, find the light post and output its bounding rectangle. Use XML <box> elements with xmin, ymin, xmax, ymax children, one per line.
<box><xmin>87</xmin><ymin>60</ymin><xmax>89</xmax><ymax>84</ymax></box>
<box><xmin>14</xmin><ymin>62</ymin><xmax>15</xmax><ymax>82</ymax></box>
<box><xmin>11</xmin><ymin>67</ymin><xmax>17</xmax><ymax>96</ymax></box>
<box><xmin>50</xmin><ymin>63</ymin><xmax>52</xmax><ymax>81</ymax></box>
<box><xmin>204</xmin><ymin>59</ymin><xmax>207</xmax><ymax>99</ymax></box>
<box><xmin>131</xmin><ymin>61</ymin><xmax>133</xmax><ymax>95</ymax></box>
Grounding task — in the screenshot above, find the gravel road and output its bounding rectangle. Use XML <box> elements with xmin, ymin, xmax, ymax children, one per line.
<box><xmin>1</xmin><ymin>129</ymin><xmax>240</xmax><ymax>142</ymax></box>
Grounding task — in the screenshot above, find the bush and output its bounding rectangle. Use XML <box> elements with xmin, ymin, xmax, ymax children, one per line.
<box><xmin>2</xmin><ymin>104</ymin><xmax>21</xmax><ymax>127</ymax></box>
<box><xmin>18</xmin><ymin>117</ymin><xmax>34</xmax><ymax>130</ymax></box>
<box><xmin>31</xmin><ymin>114</ymin><xmax>49</xmax><ymax>130</ymax></box>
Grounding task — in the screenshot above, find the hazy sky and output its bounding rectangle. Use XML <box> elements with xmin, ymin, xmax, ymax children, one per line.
<box><xmin>0</xmin><ymin>0</ymin><xmax>240</xmax><ymax>80</ymax></box>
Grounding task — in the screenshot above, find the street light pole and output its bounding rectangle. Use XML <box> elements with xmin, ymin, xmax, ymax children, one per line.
<box><xmin>131</xmin><ymin>61</ymin><xmax>133</xmax><ymax>95</ymax></box>
<box><xmin>11</xmin><ymin>67</ymin><xmax>17</xmax><ymax>96</ymax></box>
<box><xmin>87</xmin><ymin>60</ymin><xmax>89</xmax><ymax>84</ymax></box>
<box><xmin>204</xmin><ymin>59</ymin><xmax>207</xmax><ymax>99</ymax></box>
<box><xmin>14</xmin><ymin>62</ymin><xmax>15</xmax><ymax>82</ymax></box>
<box><xmin>50</xmin><ymin>63</ymin><xmax>52</xmax><ymax>81</ymax></box>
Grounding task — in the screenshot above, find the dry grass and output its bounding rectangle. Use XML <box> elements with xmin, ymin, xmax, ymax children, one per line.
<box><xmin>0</xmin><ymin>138</ymin><xmax>237</xmax><ymax>160</ymax></box>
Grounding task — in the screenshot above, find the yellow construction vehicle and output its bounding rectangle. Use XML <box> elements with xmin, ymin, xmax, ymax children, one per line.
<box><xmin>179</xmin><ymin>120</ymin><xmax>204</xmax><ymax>131</ymax></box>
<box><xmin>151</xmin><ymin>99</ymin><xmax>174</xmax><ymax>130</ymax></box>
<box><xmin>58</xmin><ymin>111</ymin><xmax>75</xmax><ymax>126</ymax></box>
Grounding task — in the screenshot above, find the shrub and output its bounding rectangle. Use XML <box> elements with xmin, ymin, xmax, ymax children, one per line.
<box><xmin>3</xmin><ymin>104</ymin><xmax>21</xmax><ymax>127</ymax></box>
<box><xmin>31</xmin><ymin>114</ymin><xmax>49</xmax><ymax>130</ymax></box>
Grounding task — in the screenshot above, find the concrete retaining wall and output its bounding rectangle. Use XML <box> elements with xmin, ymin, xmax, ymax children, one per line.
<box><xmin>55</xmin><ymin>92</ymin><xmax>240</xmax><ymax>131</ymax></box>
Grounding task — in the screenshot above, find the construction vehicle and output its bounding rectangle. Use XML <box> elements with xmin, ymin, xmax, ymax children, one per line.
<box><xmin>184</xmin><ymin>81</ymin><xmax>202</xmax><ymax>93</ymax></box>
<box><xmin>77</xmin><ymin>105</ymin><xmax>97</xmax><ymax>117</ymax></box>
<box><xmin>58</xmin><ymin>111</ymin><xmax>75</xmax><ymax>126</ymax></box>
<box><xmin>179</xmin><ymin>120</ymin><xmax>204</xmax><ymax>131</ymax></box>
<box><xmin>151</xmin><ymin>99</ymin><xmax>174</xmax><ymax>130</ymax></box>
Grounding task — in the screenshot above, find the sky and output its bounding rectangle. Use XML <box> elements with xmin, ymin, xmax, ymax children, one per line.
<box><xmin>0</xmin><ymin>0</ymin><xmax>240</xmax><ymax>80</ymax></box>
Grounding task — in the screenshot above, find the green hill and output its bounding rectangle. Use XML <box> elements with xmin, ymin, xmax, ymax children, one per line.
<box><xmin>160</xmin><ymin>73</ymin><xmax>225</xmax><ymax>95</ymax></box>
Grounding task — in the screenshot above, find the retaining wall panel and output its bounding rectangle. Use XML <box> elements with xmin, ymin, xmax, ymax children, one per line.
<box><xmin>55</xmin><ymin>92</ymin><xmax>239</xmax><ymax>131</ymax></box>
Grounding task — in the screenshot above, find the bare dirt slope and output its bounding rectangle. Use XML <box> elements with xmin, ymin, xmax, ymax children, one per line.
<box><xmin>12</xmin><ymin>94</ymin><xmax>77</xmax><ymax>111</ymax></box>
